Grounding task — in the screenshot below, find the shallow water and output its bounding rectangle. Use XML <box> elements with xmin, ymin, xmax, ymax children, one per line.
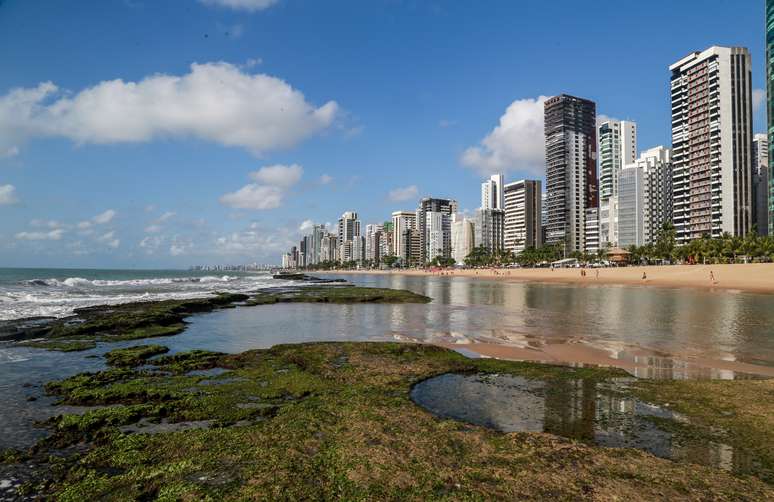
<box><xmin>1</xmin><ymin>274</ymin><xmax>773</xmax><ymax>450</ymax></box>
<box><xmin>410</xmin><ymin>373</ymin><xmax>748</xmax><ymax>473</ymax></box>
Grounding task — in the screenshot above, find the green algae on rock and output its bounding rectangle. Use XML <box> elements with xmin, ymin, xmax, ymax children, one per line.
<box><xmin>18</xmin><ymin>342</ymin><xmax>774</xmax><ymax>500</ymax></box>
<box><xmin>245</xmin><ymin>286</ymin><xmax>432</xmax><ymax>305</ymax></box>
<box><xmin>104</xmin><ymin>345</ymin><xmax>170</xmax><ymax>367</ymax></box>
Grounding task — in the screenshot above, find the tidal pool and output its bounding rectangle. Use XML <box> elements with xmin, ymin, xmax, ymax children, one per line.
<box><xmin>410</xmin><ymin>373</ymin><xmax>747</xmax><ymax>472</ymax></box>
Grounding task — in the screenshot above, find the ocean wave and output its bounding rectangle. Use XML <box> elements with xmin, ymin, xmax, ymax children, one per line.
<box><xmin>21</xmin><ymin>275</ymin><xmax>242</xmax><ymax>288</ymax></box>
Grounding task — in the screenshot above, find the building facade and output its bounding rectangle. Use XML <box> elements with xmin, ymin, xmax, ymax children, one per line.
<box><xmin>670</xmin><ymin>46</ymin><xmax>754</xmax><ymax>244</ymax></box>
<box><xmin>618</xmin><ymin>146</ymin><xmax>673</xmax><ymax>247</ymax></box>
<box><xmin>768</xmin><ymin>0</ymin><xmax>774</xmax><ymax>235</ymax></box>
<box><xmin>416</xmin><ymin>198</ymin><xmax>458</xmax><ymax>264</ymax></box>
<box><xmin>391</xmin><ymin>211</ymin><xmax>417</xmax><ymax>266</ymax></box>
<box><xmin>544</xmin><ymin>94</ymin><xmax>598</xmax><ymax>253</ymax></box>
<box><xmin>503</xmin><ymin>179</ymin><xmax>542</xmax><ymax>255</ymax></box>
<box><xmin>451</xmin><ymin>216</ymin><xmax>475</xmax><ymax>265</ymax></box>
<box><xmin>481</xmin><ymin>174</ymin><xmax>505</xmax><ymax>210</ymax></box>
<box><xmin>598</xmin><ymin>119</ymin><xmax>637</xmax><ymax>203</ymax></box>
<box><xmin>473</xmin><ymin>208</ymin><xmax>504</xmax><ymax>253</ymax></box>
<box><xmin>753</xmin><ymin>133</ymin><xmax>770</xmax><ymax>236</ymax></box>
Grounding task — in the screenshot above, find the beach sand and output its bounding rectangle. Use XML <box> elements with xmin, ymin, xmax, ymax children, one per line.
<box><xmin>320</xmin><ymin>263</ymin><xmax>774</xmax><ymax>295</ymax></box>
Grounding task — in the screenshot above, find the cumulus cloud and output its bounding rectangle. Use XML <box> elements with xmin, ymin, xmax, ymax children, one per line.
<box><xmin>200</xmin><ymin>0</ymin><xmax>278</xmax><ymax>11</ymax></box>
<box><xmin>97</xmin><ymin>231</ymin><xmax>120</xmax><ymax>248</ymax></box>
<box><xmin>298</xmin><ymin>219</ymin><xmax>314</xmax><ymax>233</ymax></box>
<box><xmin>319</xmin><ymin>174</ymin><xmax>333</xmax><ymax>185</ymax></box>
<box><xmin>0</xmin><ymin>184</ymin><xmax>18</xmax><ymax>205</ymax></box>
<box><xmin>220</xmin><ymin>164</ymin><xmax>302</xmax><ymax>210</ymax></box>
<box><xmin>16</xmin><ymin>229</ymin><xmax>64</xmax><ymax>241</ymax></box>
<box><xmin>249</xmin><ymin>164</ymin><xmax>303</xmax><ymax>188</ymax></box>
<box><xmin>139</xmin><ymin>235</ymin><xmax>163</xmax><ymax>254</ymax></box>
<box><xmin>388</xmin><ymin>185</ymin><xmax>419</xmax><ymax>202</ymax></box>
<box><xmin>78</xmin><ymin>209</ymin><xmax>116</xmax><ymax>229</ymax></box>
<box><xmin>461</xmin><ymin>96</ymin><xmax>549</xmax><ymax>176</ymax></box>
<box><xmin>0</xmin><ymin>62</ymin><xmax>338</xmax><ymax>157</ymax></box>
<box><xmin>753</xmin><ymin>88</ymin><xmax>765</xmax><ymax>113</ymax></box>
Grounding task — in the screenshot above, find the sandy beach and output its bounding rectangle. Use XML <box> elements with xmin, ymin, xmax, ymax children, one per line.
<box><xmin>319</xmin><ymin>263</ymin><xmax>774</xmax><ymax>295</ymax></box>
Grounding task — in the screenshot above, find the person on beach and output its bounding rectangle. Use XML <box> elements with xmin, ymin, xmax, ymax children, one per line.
<box><xmin>595</xmin><ymin>269</ymin><xmax>599</xmax><ymax>279</ymax></box>
<box><xmin>710</xmin><ymin>270</ymin><xmax>717</xmax><ymax>284</ymax></box>
<box><xmin>642</xmin><ymin>271</ymin><xmax>647</xmax><ymax>281</ymax></box>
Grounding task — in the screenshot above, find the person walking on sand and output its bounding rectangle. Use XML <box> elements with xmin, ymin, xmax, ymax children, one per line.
<box><xmin>642</xmin><ymin>271</ymin><xmax>647</xmax><ymax>281</ymax></box>
<box><xmin>710</xmin><ymin>270</ymin><xmax>717</xmax><ymax>285</ymax></box>
<box><xmin>595</xmin><ymin>269</ymin><xmax>599</xmax><ymax>279</ymax></box>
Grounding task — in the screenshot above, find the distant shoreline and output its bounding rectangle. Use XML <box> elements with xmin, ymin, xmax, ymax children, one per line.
<box><xmin>314</xmin><ymin>263</ymin><xmax>774</xmax><ymax>295</ymax></box>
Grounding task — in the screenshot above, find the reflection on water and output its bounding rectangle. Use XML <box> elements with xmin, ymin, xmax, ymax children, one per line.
<box><xmin>1</xmin><ymin>274</ymin><xmax>773</xmax><ymax>450</ymax></box>
<box><xmin>411</xmin><ymin>373</ymin><xmax>750</xmax><ymax>474</ymax></box>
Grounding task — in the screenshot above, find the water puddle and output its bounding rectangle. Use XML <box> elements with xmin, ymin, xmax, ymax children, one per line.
<box><xmin>411</xmin><ymin>373</ymin><xmax>747</xmax><ymax>471</ymax></box>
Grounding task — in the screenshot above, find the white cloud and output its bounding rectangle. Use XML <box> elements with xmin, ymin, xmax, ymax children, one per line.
<box><xmin>31</xmin><ymin>219</ymin><xmax>66</xmax><ymax>229</ymax></box>
<box><xmin>244</xmin><ymin>57</ymin><xmax>263</xmax><ymax>68</ymax></box>
<box><xmin>388</xmin><ymin>185</ymin><xmax>419</xmax><ymax>202</ymax></box>
<box><xmin>145</xmin><ymin>224</ymin><xmax>162</xmax><ymax>234</ymax></box>
<box><xmin>220</xmin><ymin>163</ymin><xmax>302</xmax><ymax>210</ymax></box>
<box><xmin>144</xmin><ymin>204</ymin><xmax>156</xmax><ymax>213</ymax></box>
<box><xmin>461</xmin><ymin>96</ymin><xmax>549</xmax><ymax>176</ymax></box>
<box><xmin>15</xmin><ymin>229</ymin><xmax>64</xmax><ymax>241</ymax></box>
<box><xmin>1</xmin><ymin>146</ymin><xmax>19</xmax><ymax>158</ymax></box>
<box><xmin>596</xmin><ymin>114</ymin><xmax>619</xmax><ymax>128</ymax></box>
<box><xmin>97</xmin><ymin>231</ymin><xmax>120</xmax><ymax>248</ymax></box>
<box><xmin>219</xmin><ymin>184</ymin><xmax>284</xmax><ymax>210</ymax></box>
<box><xmin>214</xmin><ymin>228</ymin><xmax>291</xmax><ymax>256</ymax></box>
<box><xmin>753</xmin><ymin>88</ymin><xmax>766</xmax><ymax>113</ymax></box>
<box><xmin>0</xmin><ymin>184</ymin><xmax>18</xmax><ymax>205</ymax></box>
<box><xmin>139</xmin><ymin>235</ymin><xmax>163</xmax><ymax>254</ymax></box>
<box><xmin>157</xmin><ymin>211</ymin><xmax>176</xmax><ymax>222</ymax></box>
<box><xmin>200</xmin><ymin>0</ymin><xmax>278</xmax><ymax>11</ymax></box>
<box><xmin>77</xmin><ymin>209</ymin><xmax>116</xmax><ymax>229</ymax></box>
<box><xmin>0</xmin><ymin>62</ymin><xmax>338</xmax><ymax>157</ymax></box>
<box><xmin>249</xmin><ymin>164</ymin><xmax>303</xmax><ymax>188</ymax></box>
<box><xmin>93</xmin><ymin>209</ymin><xmax>116</xmax><ymax>224</ymax></box>
<box><xmin>170</xmin><ymin>236</ymin><xmax>193</xmax><ymax>256</ymax></box>
<box><xmin>319</xmin><ymin>174</ymin><xmax>333</xmax><ymax>185</ymax></box>
<box><xmin>298</xmin><ymin>219</ymin><xmax>314</xmax><ymax>233</ymax></box>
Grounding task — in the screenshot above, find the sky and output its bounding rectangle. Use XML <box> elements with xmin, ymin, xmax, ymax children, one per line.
<box><xmin>0</xmin><ymin>0</ymin><xmax>767</xmax><ymax>268</ymax></box>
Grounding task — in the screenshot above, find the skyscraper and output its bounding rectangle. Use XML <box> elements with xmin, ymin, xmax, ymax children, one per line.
<box><xmin>425</xmin><ymin>212</ymin><xmax>448</xmax><ymax>262</ymax></box>
<box><xmin>598</xmin><ymin>120</ymin><xmax>637</xmax><ymax>247</ymax></box>
<box><xmin>473</xmin><ymin>208</ymin><xmax>504</xmax><ymax>253</ymax></box>
<box><xmin>337</xmin><ymin>211</ymin><xmax>361</xmax><ymax>262</ymax></box>
<box><xmin>451</xmin><ymin>216</ymin><xmax>475</xmax><ymax>265</ymax></box>
<box><xmin>753</xmin><ymin>134</ymin><xmax>770</xmax><ymax>236</ymax></box>
<box><xmin>768</xmin><ymin>0</ymin><xmax>774</xmax><ymax>236</ymax></box>
<box><xmin>670</xmin><ymin>46</ymin><xmax>754</xmax><ymax>244</ymax></box>
<box><xmin>544</xmin><ymin>94</ymin><xmax>598</xmax><ymax>254</ymax></box>
<box><xmin>391</xmin><ymin>211</ymin><xmax>416</xmax><ymax>266</ymax></box>
<box><xmin>481</xmin><ymin>174</ymin><xmax>505</xmax><ymax>210</ymax></box>
<box><xmin>503</xmin><ymin>179</ymin><xmax>542</xmax><ymax>255</ymax></box>
<box><xmin>416</xmin><ymin>198</ymin><xmax>458</xmax><ymax>263</ymax></box>
<box><xmin>598</xmin><ymin>120</ymin><xmax>637</xmax><ymax>203</ymax></box>
<box><xmin>618</xmin><ymin>146</ymin><xmax>673</xmax><ymax>247</ymax></box>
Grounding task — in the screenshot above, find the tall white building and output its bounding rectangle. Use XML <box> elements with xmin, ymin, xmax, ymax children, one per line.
<box><xmin>503</xmin><ymin>180</ymin><xmax>542</xmax><ymax>254</ymax></box>
<box><xmin>451</xmin><ymin>216</ymin><xmax>475</xmax><ymax>265</ymax></box>
<box><xmin>425</xmin><ymin>211</ymin><xmax>448</xmax><ymax>262</ymax></box>
<box><xmin>618</xmin><ymin>146</ymin><xmax>673</xmax><ymax>247</ymax></box>
<box><xmin>481</xmin><ymin>174</ymin><xmax>505</xmax><ymax>210</ymax></box>
<box><xmin>598</xmin><ymin>120</ymin><xmax>637</xmax><ymax>203</ymax></box>
<box><xmin>365</xmin><ymin>224</ymin><xmax>383</xmax><ymax>263</ymax></box>
<box><xmin>670</xmin><ymin>46</ymin><xmax>754</xmax><ymax>244</ymax></box>
<box><xmin>753</xmin><ymin>133</ymin><xmax>770</xmax><ymax>236</ymax></box>
<box><xmin>391</xmin><ymin>211</ymin><xmax>417</xmax><ymax>266</ymax></box>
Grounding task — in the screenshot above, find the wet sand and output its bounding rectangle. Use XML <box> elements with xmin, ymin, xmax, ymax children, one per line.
<box><xmin>319</xmin><ymin>263</ymin><xmax>774</xmax><ymax>295</ymax></box>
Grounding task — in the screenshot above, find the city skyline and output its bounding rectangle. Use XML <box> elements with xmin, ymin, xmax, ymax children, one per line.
<box><xmin>0</xmin><ymin>1</ymin><xmax>769</xmax><ymax>268</ymax></box>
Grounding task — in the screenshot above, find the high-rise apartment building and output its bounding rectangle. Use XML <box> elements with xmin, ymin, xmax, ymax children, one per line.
<box><xmin>365</xmin><ymin>224</ymin><xmax>384</xmax><ymax>263</ymax></box>
<box><xmin>670</xmin><ymin>46</ymin><xmax>753</xmax><ymax>244</ymax></box>
<box><xmin>391</xmin><ymin>211</ymin><xmax>417</xmax><ymax>266</ymax></box>
<box><xmin>503</xmin><ymin>179</ymin><xmax>542</xmax><ymax>254</ymax></box>
<box><xmin>473</xmin><ymin>208</ymin><xmax>504</xmax><ymax>253</ymax></box>
<box><xmin>584</xmin><ymin>207</ymin><xmax>599</xmax><ymax>254</ymax></box>
<box><xmin>416</xmin><ymin>198</ymin><xmax>458</xmax><ymax>263</ymax></box>
<box><xmin>753</xmin><ymin>133</ymin><xmax>770</xmax><ymax>236</ymax></box>
<box><xmin>425</xmin><ymin>212</ymin><xmax>448</xmax><ymax>262</ymax></box>
<box><xmin>451</xmin><ymin>216</ymin><xmax>475</xmax><ymax>265</ymax></box>
<box><xmin>618</xmin><ymin>146</ymin><xmax>673</xmax><ymax>247</ymax></box>
<box><xmin>544</xmin><ymin>94</ymin><xmax>598</xmax><ymax>253</ymax></box>
<box><xmin>337</xmin><ymin>211</ymin><xmax>361</xmax><ymax>262</ymax></box>
<box><xmin>768</xmin><ymin>0</ymin><xmax>774</xmax><ymax>235</ymax></box>
<box><xmin>481</xmin><ymin>174</ymin><xmax>505</xmax><ymax>210</ymax></box>
<box><xmin>598</xmin><ymin>120</ymin><xmax>637</xmax><ymax>203</ymax></box>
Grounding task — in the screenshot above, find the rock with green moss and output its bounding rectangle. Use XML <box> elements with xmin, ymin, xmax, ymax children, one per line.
<box><xmin>104</xmin><ymin>345</ymin><xmax>170</xmax><ymax>367</ymax></box>
<box><xmin>16</xmin><ymin>342</ymin><xmax>774</xmax><ymax>500</ymax></box>
<box><xmin>246</xmin><ymin>286</ymin><xmax>431</xmax><ymax>305</ymax></box>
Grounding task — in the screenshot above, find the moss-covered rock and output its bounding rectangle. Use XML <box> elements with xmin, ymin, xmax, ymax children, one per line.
<box><xmin>246</xmin><ymin>286</ymin><xmax>431</xmax><ymax>305</ymax></box>
<box><xmin>104</xmin><ymin>345</ymin><xmax>170</xmax><ymax>367</ymax></box>
<box><xmin>19</xmin><ymin>342</ymin><xmax>774</xmax><ymax>500</ymax></box>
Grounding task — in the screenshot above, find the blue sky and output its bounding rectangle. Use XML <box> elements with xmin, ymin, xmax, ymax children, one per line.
<box><xmin>0</xmin><ymin>0</ymin><xmax>767</xmax><ymax>268</ymax></box>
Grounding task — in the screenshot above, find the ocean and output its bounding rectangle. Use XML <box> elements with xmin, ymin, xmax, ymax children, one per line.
<box><xmin>0</xmin><ymin>267</ymin><xmax>282</xmax><ymax>321</ymax></box>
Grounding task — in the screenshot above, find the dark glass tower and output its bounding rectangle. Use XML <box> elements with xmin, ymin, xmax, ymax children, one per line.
<box><xmin>544</xmin><ymin>95</ymin><xmax>598</xmax><ymax>254</ymax></box>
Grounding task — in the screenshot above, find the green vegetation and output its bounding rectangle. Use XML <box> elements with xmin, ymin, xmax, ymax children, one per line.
<box><xmin>19</xmin><ymin>340</ymin><xmax>97</xmax><ymax>352</ymax></box>
<box><xmin>104</xmin><ymin>345</ymin><xmax>170</xmax><ymax>367</ymax></box>
<box><xmin>13</xmin><ymin>342</ymin><xmax>773</xmax><ymax>500</ymax></box>
<box><xmin>245</xmin><ymin>286</ymin><xmax>431</xmax><ymax>306</ymax></box>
